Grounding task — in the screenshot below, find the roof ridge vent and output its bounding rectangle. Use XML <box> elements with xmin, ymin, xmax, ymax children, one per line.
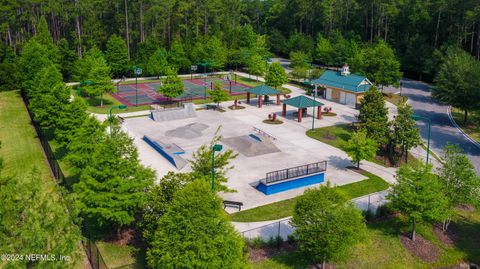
<box><xmin>341</xmin><ymin>63</ymin><xmax>350</xmax><ymax>76</ymax></box>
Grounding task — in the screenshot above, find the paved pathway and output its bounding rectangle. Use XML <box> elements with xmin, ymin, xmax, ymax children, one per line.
<box><xmin>233</xmin><ymin>190</ymin><xmax>388</xmax><ymax>240</ymax></box>
<box><xmin>384</xmin><ymin>79</ymin><xmax>480</xmax><ymax>174</ymax></box>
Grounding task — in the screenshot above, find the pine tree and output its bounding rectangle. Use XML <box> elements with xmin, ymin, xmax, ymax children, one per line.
<box><xmin>391</xmin><ymin>101</ymin><xmax>421</xmax><ymax>162</ymax></box>
<box><xmin>358</xmin><ymin>86</ymin><xmax>389</xmax><ymax>145</ymax></box>
<box><xmin>105</xmin><ymin>34</ymin><xmax>129</xmax><ymax>77</ymax></box>
<box><xmin>73</xmin><ymin>130</ymin><xmax>155</xmax><ymax>233</ymax></box>
<box><xmin>147</xmin><ymin>48</ymin><xmax>169</xmax><ymax>78</ymax></box>
<box><xmin>146</xmin><ymin>180</ymin><xmax>247</xmax><ymax>269</ymax></box>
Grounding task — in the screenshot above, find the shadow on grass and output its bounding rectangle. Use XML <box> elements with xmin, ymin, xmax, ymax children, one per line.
<box><xmin>260</xmin><ymin>250</ymin><xmax>311</xmax><ymax>269</ymax></box>
<box><xmin>451</xmin><ymin>212</ymin><xmax>480</xmax><ymax>264</ymax></box>
<box><xmin>86</xmin><ymin>96</ymin><xmax>115</xmax><ymax>107</ymax></box>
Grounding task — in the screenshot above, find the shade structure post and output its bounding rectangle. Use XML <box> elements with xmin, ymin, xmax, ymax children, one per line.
<box><xmin>247</xmin><ymin>92</ymin><xmax>251</xmax><ymax>104</ymax></box>
<box><xmin>317</xmin><ymin>106</ymin><xmax>322</xmax><ymax>119</ymax></box>
<box><xmin>258</xmin><ymin>95</ymin><xmax>263</xmax><ymax>108</ymax></box>
<box><xmin>298</xmin><ymin>108</ymin><xmax>302</xmax><ymax>122</ymax></box>
<box><xmin>282</xmin><ymin>103</ymin><xmax>287</xmax><ymax>116</ymax></box>
<box><xmin>276</xmin><ymin>94</ymin><xmax>280</xmax><ymax>105</ymax></box>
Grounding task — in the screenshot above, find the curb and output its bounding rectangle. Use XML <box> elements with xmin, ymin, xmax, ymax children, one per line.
<box><xmin>447</xmin><ymin>106</ymin><xmax>480</xmax><ymax>150</ymax></box>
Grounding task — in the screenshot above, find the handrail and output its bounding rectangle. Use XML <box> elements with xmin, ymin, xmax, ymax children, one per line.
<box><xmin>265</xmin><ymin>161</ymin><xmax>327</xmax><ymax>184</ymax></box>
<box><xmin>253</xmin><ymin>126</ymin><xmax>277</xmax><ymax>140</ymax></box>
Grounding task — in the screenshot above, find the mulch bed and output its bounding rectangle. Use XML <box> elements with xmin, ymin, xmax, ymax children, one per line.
<box><xmin>400</xmin><ymin>233</ymin><xmax>440</xmax><ymax>263</ymax></box>
<box><xmin>104</xmin><ymin>228</ymin><xmax>139</xmax><ymax>246</ymax></box>
<box><xmin>433</xmin><ymin>225</ymin><xmax>458</xmax><ymax>247</ymax></box>
<box><xmin>248</xmin><ymin>241</ymin><xmax>297</xmax><ymax>263</ymax></box>
<box><xmin>262</xmin><ymin>119</ymin><xmax>283</xmax><ymax>125</ymax></box>
<box><xmin>457</xmin><ymin>204</ymin><xmax>476</xmax><ymax>212</ymax></box>
<box><xmin>228</xmin><ymin>105</ymin><xmax>246</xmax><ymax>110</ymax></box>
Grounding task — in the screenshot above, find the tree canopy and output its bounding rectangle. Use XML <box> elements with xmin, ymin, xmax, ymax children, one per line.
<box><xmin>146</xmin><ymin>180</ymin><xmax>247</xmax><ymax>269</ymax></box>
<box><xmin>266</xmin><ymin>62</ymin><xmax>288</xmax><ymax>89</ymax></box>
<box><xmin>388</xmin><ymin>164</ymin><xmax>449</xmax><ymax>241</ymax></box>
<box><xmin>292</xmin><ymin>183</ymin><xmax>366</xmax><ymax>264</ymax></box>
<box><xmin>358</xmin><ymin>86</ymin><xmax>389</xmax><ymax>145</ymax></box>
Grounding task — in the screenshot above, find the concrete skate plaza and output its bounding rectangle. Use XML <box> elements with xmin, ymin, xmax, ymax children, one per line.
<box><xmin>123</xmin><ymin>101</ymin><xmax>366</xmax><ymax>210</ymax></box>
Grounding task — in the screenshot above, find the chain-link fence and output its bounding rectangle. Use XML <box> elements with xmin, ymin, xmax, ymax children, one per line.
<box><xmin>237</xmin><ymin>190</ymin><xmax>389</xmax><ymax>242</ymax></box>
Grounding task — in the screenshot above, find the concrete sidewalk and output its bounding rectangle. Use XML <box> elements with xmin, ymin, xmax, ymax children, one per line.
<box><xmin>233</xmin><ymin>189</ymin><xmax>389</xmax><ymax>240</ymax></box>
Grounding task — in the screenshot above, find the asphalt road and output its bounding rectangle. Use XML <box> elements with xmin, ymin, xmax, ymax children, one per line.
<box><xmin>272</xmin><ymin>56</ymin><xmax>480</xmax><ymax>173</ymax></box>
<box><xmin>386</xmin><ymin>79</ymin><xmax>480</xmax><ymax>174</ymax></box>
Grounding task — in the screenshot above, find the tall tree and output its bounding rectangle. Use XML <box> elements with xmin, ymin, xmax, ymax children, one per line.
<box><xmin>73</xmin><ymin>130</ymin><xmax>155</xmax><ymax>234</ymax></box>
<box><xmin>159</xmin><ymin>68</ymin><xmax>184</xmax><ymax>100</ymax></box>
<box><xmin>433</xmin><ymin>48</ymin><xmax>480</xmax><ymax>124</ymax></box>
<box><xmin>265</xmin><ymin>62</ymin><xmax>288</xmax><ymax>89</ymax></box>
<box><xmin>0</xmin><ymin>170</ymin><xmax>81</xmax><ymax>269</ymax></box>
<box><xmin>357</xmin><ymin>40</ymin><xmax>402</xmax><ymax>88</ymax></box>
<box><xmin>147</xmin><ymin>48</ymin><xmax>169</xmax><ymax>78</ymax></box>
<box><xmin>358</xmin><ymin>86</ymin><xmax>389</xmax><ymax>145</ymax></box>
<box><xmin>141</xmin><ymin>172</ymin><xmax>195</xmax><ymax>245</ymax></box>
<box><xmin>388</xmin><ymin>163</ymin><xmax>449</xmax><ymax>241</ymax></box>
<box><xmin>391</xmin><ymin>101</ymin><xmax>422</xmax><ymax>162</ymax></box>
<box><xmin>247</xmin><ymin>53</ymin><xmax>267</xmax><ymax>81</ymax></box>
<box><xmin>292</xmin><ymin>183</ymin><xmax>366</xmax><ymax>266</ymax></box>
<box><xmin>105</xmin><ymin>34</ymin><xmax>129</xmax><ymax>77</ymax></box>
<box><xmin>76</xmin><ymin>47</ymin><xmax>114</xmax><ymax>107</ymax></box>
<box><xmin>437</xmin><ymin>144</ymin><xmax>480</xmax><ymax>230</ymax></box>
<box><xmin>146</xmin><ymin>180</ymin><xmax>247</xmax><ymax>269</ymax></box>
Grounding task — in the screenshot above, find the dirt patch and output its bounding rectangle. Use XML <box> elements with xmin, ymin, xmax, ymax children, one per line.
<box><xmin>457</xmin><ymin>204</ymin><xmax>475</xmax><ymax>212</ymax></box>
<box><xmin>104</xmin><ymin>228</ymin><xmax>137</xmax><ymax>246</ymax></box>
<box><xmin>248</xmin><ymin>242</ymin><xmax>297</xmax><ymax>263</ymax></box>
<box><xmin>433</xmin><ymin>225</ymin><xmax>458</xmax><ymax>247</ymax></box>
<box><xmin>400</xmin><ymin>233</ymin><xmax>440</xmax><ymax>263</ymax></box>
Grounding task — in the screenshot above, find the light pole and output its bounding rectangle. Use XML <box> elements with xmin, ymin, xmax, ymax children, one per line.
<box><xmin>77</xmin><ymin>80</ymin><xmax>93</xmax><ymax>96</ymax></box>
<box><xmin>198</xmin><ymin>61</ymin><xmax>210</xmax><ymax>99</ymax></box>
<box><xmin>132</xmin><ymin>65</ymin><xmax>142</xmax><ymax>107</ymax></box>
<box><xmin>311</xmin><ymin>83</ymin><xmax>317</xmax><ymax>130</ymax></box>
<box><xmin>109</xmin><ymin>105</ymin><xmax>127</xmax><ymax>137</ymax></box>
<box><xmin>211</xmin><ymin>144</ymin><xmax>223</xmax><ymax>192</ymax></box>
<box><xmin>412</xmin><ymin>114</ymin><xmax>431</xmax><ymax>165</ymax></box>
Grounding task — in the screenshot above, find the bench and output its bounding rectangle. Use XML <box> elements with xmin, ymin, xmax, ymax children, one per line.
<box><xmin>206</xmin><ymin>104</ymin><xmax>218</xmax><ymax>110</ymax></box>
<box><xmin>223</xmin><ymin>200</ymin><xmax>243</xmax><ymax>211</ymax></box>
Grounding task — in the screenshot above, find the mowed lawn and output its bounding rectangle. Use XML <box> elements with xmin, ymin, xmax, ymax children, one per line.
<box><xmin>251</xmin><ymin>209</ymin><xmax>480</xmax><ymax>269</ymax></box>
<box><xmin>0</xmin><ymin>90</ymin><xmax>50</xmax><ymax>178</ymax></box>
<box><xmin>0</xmin><ymin>90</ymin><xmax>88</xmax><ymax>269</ymax></box>
<box><xmin>230</xmin><ymin>172</ymin><xmax>389</xmax><ymax>222</ymax></box>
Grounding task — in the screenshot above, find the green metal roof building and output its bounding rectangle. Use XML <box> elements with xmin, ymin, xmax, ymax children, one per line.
<box><xmin>311</xmin><ymin>65</ymin><xmax>372</xmax><ymax>108</ymax></box>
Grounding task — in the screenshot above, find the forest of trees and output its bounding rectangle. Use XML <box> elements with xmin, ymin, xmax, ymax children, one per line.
<box><xmin>0</xmin><ymin>0</ymin><xmax>479</xmax><ymax>80</ymax></box>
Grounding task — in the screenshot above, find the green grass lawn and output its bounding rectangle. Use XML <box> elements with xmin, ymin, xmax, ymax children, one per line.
<box><xmin>306</xmin><ymin>124</ymin><xmax>353</xmax><ymax>150</ymax></box>
<box><xmin>229</xmin><ymin>171</ymin><xmax>389</xmax><ymax>222</ymax></box>
<box><xmin>251</xmin><ymin>209</ymin><xmax>480</xmax><ymax>269</ymax></box>
<box><xmin>0</xmin><ymin>90</ymin><xmax>51</xmax><ymax>178</ymax></box>
<box><xmin>96</xmin><ymin>241</ymin><xmax>145</xmax><ymax>269</ymax></box>
<box><xmin>0</xmin><ymin>90</ymin><xmax>86</xmax><ymax>269</ymax></box>
<box><xmin>451</xmin><ymin>107</ymin><xmax>480</xmax><ymax>143</ymax></box>
<box><xmin>306</xmin><ymin>124</ymin><xmax>419</xmax><ymax>167</ymax></box>
<box><xmin>383</xmin><ymin>92</ymin><xmax>407</xmax><ymax>106</ymax></box>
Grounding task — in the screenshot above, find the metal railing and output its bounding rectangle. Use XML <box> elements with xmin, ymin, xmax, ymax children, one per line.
<box><xmin>265</xmin><ymin>161</ymin><xmax>327</xmax><ymax>184</ymax></box>
<box><xmin>253</xmin><ymin>126</ymin><xmax>277</xmax><ymax>140</ymax></box>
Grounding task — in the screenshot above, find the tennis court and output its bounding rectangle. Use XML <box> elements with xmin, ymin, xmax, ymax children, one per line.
<box><xmin>111</xmin><ymin>78</ymin><xmax>251</xmax><ymax>106</ymax></box>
